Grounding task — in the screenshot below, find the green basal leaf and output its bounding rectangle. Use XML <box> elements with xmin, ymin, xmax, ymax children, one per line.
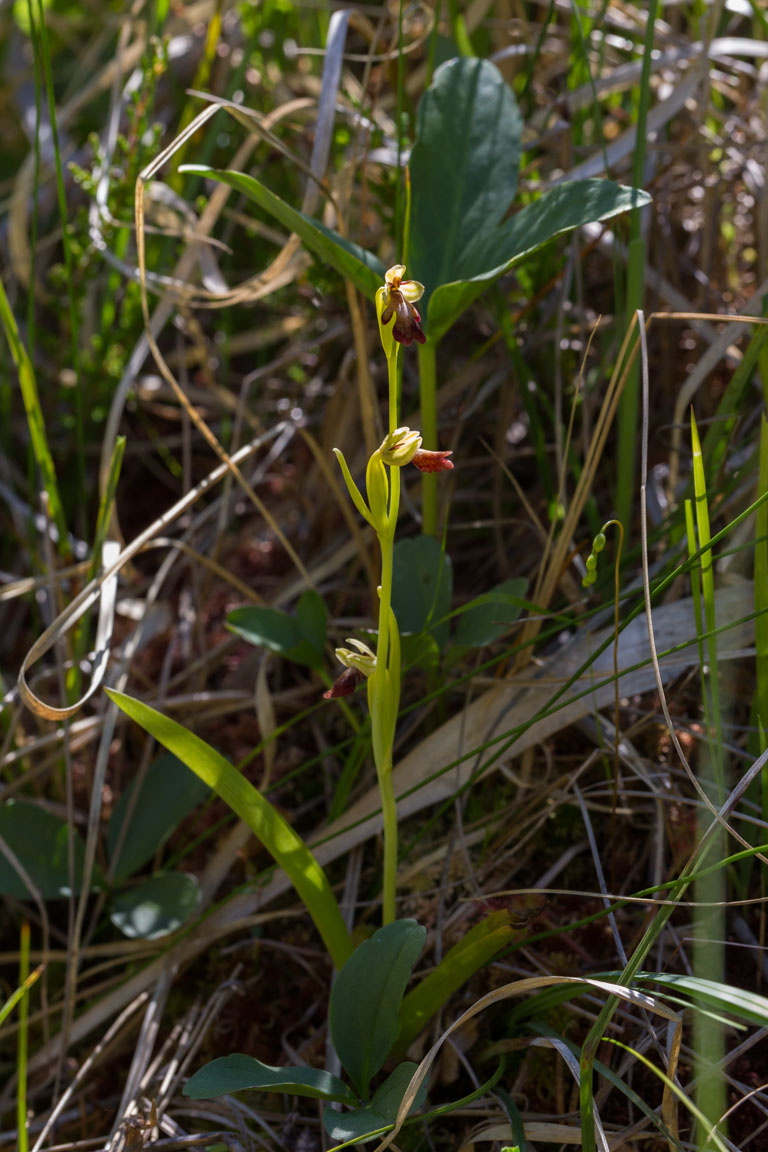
<box><xmin>394</xmin><ymin>910</ymin><xmax>516</xmax><ymax>1059</ymax></box>
<box><xmin>295</xmin><ymin>589</ymin><xmax>327</xmax><ymax>660</ymax></box>
<box><xmin>400</xmin><ymin>631</ymin><xmax>441</xmax><ymax>673</ymax></box>
<box><xmin>427</xmin><ymin>179</ymin><xmax>652</xmax><ymax>343</ymax></box>
<box><xmin>108</xmin><ymin>752</ymin><xmax>210</xmax><ymax>883</ymax></box>
<box><xmin>227</xmin><ymin>593</ymin><xmax>326</xmax><ymax>670</ymax></box>
<box><xmin>330</xmin><ymin>920</ymin><xmax>426</xmax><ymax>1098</ymax></box>
<box><xmin>183</xmin><ymin>1055</ymin><xmax>358</xmax><ymax>1105</ymax></box>
<box><xmin>323</xmin><ymin>1062</ymin><xmax>427</xmax><ymax>1144</ymax></box>
<box><xmin>391</xmin><ymin>537</ymin><xmax>452</xmax><ymax>651</ymax></box>
<box><xmin>181</xmin><ymin>165</ymin><xmax>385</xmax><ymax>298</ymax></box>
<box><xmin>409</xmin><ymin>57</ymin><xmax>523</xmax><ymax>326</ymax></box>
<box><xmin>453</xmin><ymin>577</ymin><xmax>527</xmax><ymax>648</ymax></box>
<box><xmin>105</xmin><ymin>690</ymin><xmax>353</xmax><ymax>970</ymax></box>
<box><xmin>110</xmin><ymin>871</ymin><xmax>199</xmax><ymax>939</ymax></box>
<box><xmin>0</xmin><ymin>800</ymin><xmax>98</xmax><ymax>899</ymax></box>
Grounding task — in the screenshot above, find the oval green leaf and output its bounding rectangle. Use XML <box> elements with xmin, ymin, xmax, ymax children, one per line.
<box><xmin>392</xmin><ymin>537</ymin><xmax>452</xmax><ymax>650</ymax></box>
<box><xmin>0</xmin><ymin>800</ymin><xmax>96</xmax><ymax>899</ymax></box>
<box><xmin>323</xmin><ymin>1061</ymin><xmax>427</xmax><ymax>1144</ymax></box>
<box><xmin>108</xmin><ymin>753</ymin><xmax>210</xmax><ymax>883</ymax></box>
<box><xmin>227</xmin><ymin>599</ymin><xmax>325</xmax><ymax>669</ymax></box>
<box><xmin>110</xmin><ymin>871</ymin><xmax>199</xmax><ymax>939</ymax></box>
<box><xmin>409</xmin><ymin>57</ymin><xmax>523</xmax><ymax>328</ymax></box>
<box><xmin>427</xmin><ymin>179</ymin><xmax>652</xmax><ymax>343</ymax></box>
<box><xmin>330</xmin><ymin>919</ymin><xmax>426</xmax><ymax>1098</ymax></box>
<box><xmin>183</xmin><ymin>1054</ymin><xmax>357</xmax><ymax>1105</ymax></box>
<box><xmin>453</xmin><ymin>577</ymin><xmax>527</xmax><ymax>648</ymax></box>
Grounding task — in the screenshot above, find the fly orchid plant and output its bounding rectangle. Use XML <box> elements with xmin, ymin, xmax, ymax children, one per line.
<box><xmin>324</xmin><ymin>266</ymin><xmax>452</xmax><ymax>925</ymax></box>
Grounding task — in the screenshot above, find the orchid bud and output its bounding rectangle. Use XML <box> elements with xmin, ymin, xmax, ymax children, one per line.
<box><xmin>379</xmin><ymin>427</ymin><xmax>423</xmax><ymax>467</ymax></box>
<box><xmin>366</xmin><ymin>449</ymin><xmax>389</xmax><ymax>528</ymax></box>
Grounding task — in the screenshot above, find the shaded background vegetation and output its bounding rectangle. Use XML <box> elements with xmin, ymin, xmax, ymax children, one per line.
<box><xmin>1</xmin><ymin>1</ymin><xmax>768</xmax><ymax>1150</ymax></box>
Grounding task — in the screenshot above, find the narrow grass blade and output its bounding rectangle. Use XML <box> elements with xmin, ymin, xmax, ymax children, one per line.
<box><xmin>105</xmin><ymin>689</ymin><xmax>354</xmax><ymax>970</ymax></box>
<box><xmin>394</xmin><ymin>910</ymin><xmax>516</xmax><ymax>1059</ymax></box>
<box><xmin>0</xmin><ymin>275</ymin><xmax>69</xmax><ymax>555</ymax></box>
<box><xmin>615</xmin><ymin>0</ymin><xmax>658</xmax><ymax>530</ymax></box>
<box><xmin>17</xmin><ymin>922</ymin><xmax>32</xmax><ymax>1152</ymax></box>
<box><xmin>180</xmin><ymin>165</ymin><xmax>385</xmax><ymax>298</ymax></box>
<box><xmin>608</xmin><ymin>1039</ymin><xmax>727</xmax><ymax>1152</ymax></box>
<box><xmin>755</xmin><ymin>417</ymin><xmax>768</xmax><ymax>735</ymax></box>
<box><xmin>0</xmin><ymin>961</ymin><xmax>42</xmax><ymax>1030</ymax></box>
<box><xmin>69</xmin><ymin>436</ymin><xmax>126</xmax><ymax>699</ymax></box>
<box><xmin>690</xmin><ymin>409</ymin><xmax>726</xmax><ymax>1148</ymax></box>
<box><xmin>635</xmin><ymin>972</ymin><xmax>768</xmax><ymax>1029</ymax></box>
<box><xmin>33</xmin><ymin>0</ymin><xmax>84</xmax><ymax>510</ymax></box>
<box><xmin>702</xmin><ymin>324</ymin><xmax>768</xmax><ymax>475</ymax></box>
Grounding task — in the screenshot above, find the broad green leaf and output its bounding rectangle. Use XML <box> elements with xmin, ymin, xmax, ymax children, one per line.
<box><xmin>0</xmin><ymin>800</ymin><xmax>97</xmax><ymax>899</ymax></box>
<box><xmin>183</xmin><ymin>1055</ymin><xmax>357</xmax><ymax>1105</ymax></box>
<box><xmin>394</xmin><ymin>911</ymin><xmax>516</xmax><ymax>1059</ymax></box>
<box><xmin>400</xmin><ymin>631</ymin><xmax>441</xmax><ymax>673</ymax></box>
<box><xmin>427</xmin><ymin>179</ymin><xmax>651</xmax><ymax>343</ymax></box>
<box><xmin>453</xmin><ymin>578</ymin><xmax>527</xmax><ymax>648</ymax></box>
<box><xmin>330</xmin><ymin>920</ymin><xmax>426</xmax><ymax>1098</ymax></box>
<box><xmin>409</xmin><ymin>57</ymin><xmax>523</xmax><ymax>324</ymax></box>
<box><xmin>391</xmin><ymin>537</ymin><xmax>452</xmax><ymax>650</ymax></box>
<box><xmin>108</xmin><ymin>752</ymin><xmax>210</xmax><ymax>883</ymax></box>
<box><xmin>323</xmin><ymin>1062</ymin><xmax>427</xmax><ymax>1143</ymax></box>
<box><xmin>182</xmin><ymin>165</ymin><xmax>385</xmax><ymax>298</ymax></box>
<box><xmin>295</xmin><ymin>589</ymin><xmax>328</xmax><ymax>662</ymax></box>
<box><xmin>110</xmin><ymin>871</ymin><xmax>199</xmax><ymax>939</ymax></box>
<box><xmin>105</xmin><ymin>689</ymin><xmax>353</xmax><ymax>970</ymax></box>
<box><xmin>228</xmin><ymin>595</ymin><xmax>325</xmax><ymax>669</ymax></box>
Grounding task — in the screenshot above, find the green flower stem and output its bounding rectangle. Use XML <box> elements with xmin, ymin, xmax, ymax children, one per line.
<box><xmin>372</xmin><ymin>347</ymin><xmax>402</xmax><ymax>924</ymax></box>
<box><xmin>417</xmin><ymin>338</ymin><xmax>438</xmax><ymax>536</ymax></box>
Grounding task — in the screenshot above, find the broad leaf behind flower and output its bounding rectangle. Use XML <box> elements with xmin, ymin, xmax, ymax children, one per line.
<box><xmin>408</xmin><ymin>57</ymin><xmax>652</xmax><ymax>343</ymax></box>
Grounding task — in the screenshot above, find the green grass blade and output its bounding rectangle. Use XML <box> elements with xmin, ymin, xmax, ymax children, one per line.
<box><xmin>17</xmin><ymin>922</ymin><xmax>31</xmax><ymax>1152</ymax></box>
<box><xmin>0</xmin><ymin>275</ymin><xmax>69</xmax><ymax>556</ymax></box>
<box><xmin>702</xmin><ymin>324</ymin><xmax>768</xmax><ymax>475</ymax></box>
<box><xmin>615</xmin><ymin>0</ymin><xmax>658</xmax><ymax>531</ymax></box>
<box><xmin>755</xmin><ymin>417</ymin><xmax>768</xmax><ymax>734</ymax></box>
<box><xmin>69</xmin><ymin>436</ymin><xmax>126</xmax><ymax>699</ymax></box>
<box><xmin>180</xmin><ymin>165</ymin><xmax>385</xmax><ymax>297</ymax></box>
<box><xmin>33</xmin><ymin>0</ymin><xmax>84</xmax><ymax>515</ymax></box>
<box><xmin>394</xmin><ymin>910</ymin><xmax>516</xmax><ymax>1059</ymax></box>
<box><xmin>690</xmin><ymin>409</ymin><xmax>726</xmax><ymax>1147</ymax></box>
<box><xmin>635</xmin><ymin>972</ymin><xmax>768</xmax><ymax>1030</ymax></box>
<box><xmin>607</xmin><ymin>1039</ymin><xmax>728</xmax><ymax>1152</ymax></box>
<box><xmin>105</xmin><ymin>689</ymin><xmax>354</xmax><ymax>970</ymax></box>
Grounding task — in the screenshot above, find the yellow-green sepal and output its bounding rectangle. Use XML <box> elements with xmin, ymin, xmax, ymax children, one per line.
<box><xmin>333</xmin><ymin>448</ymin><xmax>375</xmax><ymax>528</ymax></box>
<box><xmin>376</xmin><ymin>285</ymin><xmax>396</xmax><ymax>362</ymax></box>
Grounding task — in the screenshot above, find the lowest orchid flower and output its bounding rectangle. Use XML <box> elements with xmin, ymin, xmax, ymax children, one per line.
<box><xmin>323</xmin><ymin>638</ymin><xmax>377</xmax><ymax>699</ymax></box>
